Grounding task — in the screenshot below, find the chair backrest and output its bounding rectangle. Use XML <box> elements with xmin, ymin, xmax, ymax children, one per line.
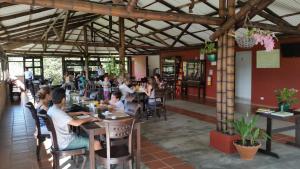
<box><xmin>44</xmin><ymin>114</ymin><xmax>60</xmax><ymax>150</ymax></box>
<box><xmin>104</xmin><ymin>117</ymin><xmax>135</xmax><ymax>159</ymax></box>
<box><xmin>155</xmin><ymin>89</ymin><xmax>166</xmax><ymax>105</ymax></box>
<box><xmin>125</xmin><ymin>102</ymin><xmax>141</xmax><ymax>118</ymax></box>
<box><xmin>104</xmin><ymin>117</ymin><xmax>135</xmax><ymax>139</ymax></box>
<box><xmin>25</xmin><ymin>102</ymin><xmax>42</xmax><ymax>136</ymax></box>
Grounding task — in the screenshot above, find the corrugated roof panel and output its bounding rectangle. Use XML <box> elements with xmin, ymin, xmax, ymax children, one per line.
<box><xmin>140</xmin><ymin>0</ymin><xmax>156</xmax><ymax>8</ymax></box>
<box><xmin>195</xmin><ymin>30</ymin><xmax>213</xmax><ymax>42</ymax></box>
<box><xmin>144</xmin><ymin>20</ymin><xmax>170</xmax><ymax>29</ymax></box>
<box><xmin>144</xmin><ymin>2</ymin><xmax>170</xmax><ymax>11</ymax></box>
<box><xmin>185</xmin><ymin>2</ymin><xmax>216</xmax><ymax>15</ymax></box>
<box><xmin>0</xmin><ymin>4</ymin><xmax>30</xmax><ymax>16</ymax></box>
<box><xmin>269</xmin><ymin>0</ymin><xmax>300</xmax><ymax>15</ymax></box>
<box><xmin>283</xmin><ymin>14</ymin><xmax>300</xmax><ymax>26</ymax></box>
<box><xmin>188</xmin><ymin>24</ymin><xmax>208</xmax><ymax>32</ymax></box>
<box><xmin>164</xmin><ymin>28</ymin><xmax>182</xmax><ymax>36</ymax></box>
<box><xmin>164</xmin><ymin>0</ymin><xmax>189</xmax><ymax>7</ymax></box>
<box><xmin>251</xmin><ymin>15</ymin><xmax>265</xmax><ymax>22</ymax></box>
<box><xmin>180</xmin><ymin>34</ymin><xmax>202</xmax><ymax>44</ymax></box>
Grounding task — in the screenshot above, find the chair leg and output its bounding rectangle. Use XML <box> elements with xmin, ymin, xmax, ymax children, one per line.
<box><xmin>75</xmin><ymin>156</ymin><xmax>79</xmax><ymax>168</ymax></box>
<box><xmin>164</xmin><ymin>108</ymin><xmax>167</xmax><ymax>121</ymax></box>
<box><xmin>128</xmin><ymin>160</ymin><xmax>133</xmax><ymax>169</ymax></box>
<box><xmin>53</xmin><ymin>154</ymin><xmax>59</xmax><ymax>169</ymax></box>
<box><xmin>36</xmin><ymin>140</ymin><xmax>41</xmax><ymax>161</ymax></box>
<box><xmin>80</xmin><ymin>155</ymin><xmax>87</xmax><ymax>169</ymax></box>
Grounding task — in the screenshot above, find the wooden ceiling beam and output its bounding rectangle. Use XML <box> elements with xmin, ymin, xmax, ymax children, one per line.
<box><xmin>99</xmin><ymin>17</ymin><xmax>168</xmax><ymax>47</ymax></box>
<box><xmin>171</xmin><ymin>23</ymin><xmax>192</xmax><ymax>47</ymax></box>
<box><xmin>210</xmin><ymin>0</ymin><xmax>268</xmax><ymax>41</ymax></box>
<box><xmin>0</xmin><ymin>7</ymin><xmax>52</xmax><ymax>21</ymax></box>
<box><xmin>7</xmin><ymin>15</ymin><xmax>98</xmax><ymax>39</ymax></box>
<box><xmin>2</xmin><ymin>0</ymin><xmax>224</xmax><ymax>25</ymax></box>
<box><xmin>93</xmin><ymin>20</ymin><xmax>162</xmax><ymax>49</ymax></box>
<box><xmin>0</xmin><ymin>13</ymin><xmax>59</xmax><ymax>31</ymax></box>
<box><xmin>60</xmin><ymin>11</ymin><xmax>70</xmax><ymax>42</ymax></box>
<box><xmin>248</xmin><ymin>22</ymin><xmax>300</xmax><ymax>35</ymax></box>
<box><xmin>0</xmin><ymin>2</ymin><xmax>15</xmax><ymax>8</ymax></box>
<box><xmin>127</xmin><ymin>18</ymin><xmax>189</xmax><ymax>46</ymax></box>
<box><xmin>0</xmin><ymin>14</ymin><xmax>97</xmax><ymax>37</ymax></box>
<box><xmin>1</xmin><ymin>19</ymin><xmax>96</xmax><ymax>50</ymax></box>
<box><xmin>41</xmin><ymin>11</ymin><xmax>66</xmax><ymax>40</ymax></box>
<box><xmin>127</xmin><ymin>0</ymin><xmax>138</xmax><ymax>12</ymax></box>
<box><xmin>235</xmin><ymin>0</ymin><xmax>275</xmax><ymax>28</ymax></box>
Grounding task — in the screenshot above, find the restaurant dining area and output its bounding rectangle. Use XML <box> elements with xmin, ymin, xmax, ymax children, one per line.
<box><xmin>1</xmin><ymin>0</ymin><xmax>300</xmax><ymax>169</ymax></box>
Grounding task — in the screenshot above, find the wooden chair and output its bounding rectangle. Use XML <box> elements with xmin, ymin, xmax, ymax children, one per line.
<box><xmin>125</xmin><ymin>102</ymin><xmax>142</xmax><ymax>120</ymax></box>
<box><xmin>25</xmin><ymin>102</ymin><xmax>50</xmax><ymax>161</ymax></box>
<box><xmin>44</xmin><ymin>114</ymin><xmax>87</xmax><ymax>169</ymax></box>
<box><xmin>145</xmin><ymin>89</ymin><xmax>167</xmax><ymax>120</ymax></box>
<box><xmin>95</xmin><ymin>118</ymin><xmax>135</xmax><ymax>169</ymax></box>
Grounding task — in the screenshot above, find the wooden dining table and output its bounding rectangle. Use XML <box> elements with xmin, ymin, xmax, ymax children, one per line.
<box><xmin>73</xmin><ymin>110</ymin><xmax>141</xmax><ymax>169</ymax></box>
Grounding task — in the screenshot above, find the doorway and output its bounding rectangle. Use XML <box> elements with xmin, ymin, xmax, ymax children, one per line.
<box><xmin>23</xmin><ymin>57</ymin><xmax>43</xmax><ymax>80</ymax></box>
<box><xmin>235</xmin><ymin>51</ymin><xmax>252</xmax><ymax>103</ymax></box>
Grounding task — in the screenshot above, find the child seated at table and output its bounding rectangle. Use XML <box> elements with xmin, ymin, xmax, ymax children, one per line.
<box><xmin>47</xmin><ymin>88</ymin><xmax>101</xmax><ymax>151</ymax></box>
<box><xmin>109</xmin><ymin>91</ymin><xmax>124</xmax><ymax>112</ymax></box>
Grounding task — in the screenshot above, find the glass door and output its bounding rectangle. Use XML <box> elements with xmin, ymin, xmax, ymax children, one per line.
<box><xmin>23</xmin><ymin>57</ymin><xmax>43</xmax><ymax>80</ymax></box>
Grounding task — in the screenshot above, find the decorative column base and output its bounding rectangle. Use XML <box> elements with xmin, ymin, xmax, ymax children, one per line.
<box><xmin>209</xmin><ymin>130</ymin><xmax>240</xmax><ymax>154</ymax></box>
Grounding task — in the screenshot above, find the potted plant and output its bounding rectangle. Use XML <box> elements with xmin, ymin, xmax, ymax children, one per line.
<box><xmin>231</xmin><ymin>115</ymin><xmax>269</xmax><ymax>160</ymax></box>
<box><xmin>274</xmin><ymin>88</ymin><xmax>299</xmax><ymax>112</ymax></box>
<box><xmin>201</xmin><ymin>42</ymin><xmax>217</xmax><ymax>62</ymax></box>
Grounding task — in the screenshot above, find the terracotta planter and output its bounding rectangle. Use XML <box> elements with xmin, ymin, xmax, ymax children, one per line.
<box><xmin>233</xmin><ymin>142</ymin><xmax>261</xmax><ymax>160</ymax></box>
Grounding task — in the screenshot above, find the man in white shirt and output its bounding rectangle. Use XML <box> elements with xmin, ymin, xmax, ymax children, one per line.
<box><xmin>24</xmin><ymin>67</ymin><xmax>34</xmax><ymax>89</ymax></box>
<box><xmin>118</xmin><ymin>79</ymin><xmax>135</xmax><ymax>101</ymax></box>
<box><xmin>96</xmin><ymin>64</ymin><xmax>105</xmax><ymax>80</ymax></box>
<box><xmin>47</xmin><ymin>88</ymin><xmax>101</xmax><ymax>150</ymax></box>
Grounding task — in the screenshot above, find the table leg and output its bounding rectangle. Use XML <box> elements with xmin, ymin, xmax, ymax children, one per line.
<box><xmin>89</xmin><ymin>131</ymin><xmax>96</xmax><ymax>169</ymax></box>
<box><xmin>258</xmin><ymin>116</ymin><xmax>279</xmax><ymax>158</ymax></box>
<box><xmin>295</xmin><ymin>117</ymin><xmax>300</xmax><ymax>146</ymax></box>
<box><xmin>136</xmin><ymin>123</ymin><xmax>141</xmax><ymax>169</ymax></box>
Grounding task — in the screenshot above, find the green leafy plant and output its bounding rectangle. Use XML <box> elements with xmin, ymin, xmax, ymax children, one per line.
<box><xmin>231</xmin><ymin>115</ymin><xmax>269</xmax><ymax>146</ymax></box>
<box><xmin>201</xmin><ymin>42</ymin><xmax>216</xmax><ymax>54</ymax></box>
<box><xmin>275</xmin><ymin>88</ymin><xmax>299</xmax><ymax>106</ymax></box>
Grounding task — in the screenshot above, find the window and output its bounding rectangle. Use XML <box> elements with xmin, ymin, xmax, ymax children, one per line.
<box><xmin>43</xmin><ymin>57</ymin><xmax>63</xmax><ymax>85</ymax></box>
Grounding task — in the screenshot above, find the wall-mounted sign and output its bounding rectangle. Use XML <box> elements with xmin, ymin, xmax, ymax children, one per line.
<box><xmin>256</xmin><ymin>49</ymin><xmax>280</xmax><ymax>68</ymax></box>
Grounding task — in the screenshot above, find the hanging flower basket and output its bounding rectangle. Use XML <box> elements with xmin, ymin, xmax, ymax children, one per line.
<box><xmin>235</xmin><ymin>36</ymin><xmax>256</xmax><ymax>49</ymax></box>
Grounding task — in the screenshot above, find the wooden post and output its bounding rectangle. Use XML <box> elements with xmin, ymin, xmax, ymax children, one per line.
<box><xmin>119</xmin><ymin>17</ymin><xmax>126</xmax><ymax>77</ymax></box>
<box><xmin>216</xmin><ymin>0</ymin><xmax>225</xmax><ymax>132</ymax></box>
<box><xmin>221</xmin><ymin>33</ymin><xmax>227</xmax><ymax>132</ymax></box>
<box><xmin>226</xmin><ymin>0</ymin><xmax>236</xmax><ymax>135</ymax></box>
<box><xmin>83</xmin><ymin>25</ymin><xmax>89</xmax><ymax>78</ymax></box>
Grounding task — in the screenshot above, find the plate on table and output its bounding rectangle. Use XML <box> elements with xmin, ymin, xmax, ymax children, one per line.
<box><xmin>75</xmin><ymin>115</ymin><xmax>90</xmax><ymax>119</ymax></box>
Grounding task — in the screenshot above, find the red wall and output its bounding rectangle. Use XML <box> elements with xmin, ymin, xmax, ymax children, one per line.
<box><xmin>160</xmin><ymin>37</ymin><xmax>300</xmax><ymax>108</ymax></box>
<box><xmin>160</xmin><ymin>49</ymin><xmax>217</xmax><ymax>99</ymax></box>
<box><xmin>246</xmin><ymin>40</ymin><xmax>300</xmax><ymax>108</ymax></box>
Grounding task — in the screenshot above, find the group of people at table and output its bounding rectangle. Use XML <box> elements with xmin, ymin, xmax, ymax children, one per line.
<box><xmin>33</xmin><ymin>71</ymin><xmax>165</xmax><ymax>153</ymax></box>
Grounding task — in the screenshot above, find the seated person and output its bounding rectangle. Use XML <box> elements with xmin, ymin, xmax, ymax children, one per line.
<box><xmin>119</xmin><ymin>78</ymin><xmax>135</xmax><ymax>102</ymax></box>
<box><xmin>109</xmin><ymin>91</ymin><xmax>125</xmax><ymax>112</ymax></box>
<box><xmin>35</xmin><ymin>86</ymin><xmax>52</xmax><ymax>135</ymax></box>
<box><xmin>47</xmin><ymin>88</ymin><xmax>101</xmax><ymax>151</ymax></box>
<box><xmin>154</xmin><ymin>73</ymin><xmax>164</xmax><ymax>89</ymax></box>
<box><xmin>144</xmin><ymin>78</ymin><xmax>161</xmax><ymax>106</ymax></box>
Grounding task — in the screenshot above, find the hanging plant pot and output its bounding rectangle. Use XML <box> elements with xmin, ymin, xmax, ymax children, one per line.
<box><xmin>207</xmin><ymin>53</ymin><xmax>217</xmax><ymax>62</ymax></box>
<box><xmin>235</xmin><ymin>36</ymin><xmax>256</xmax><ymax>49</ymax></box>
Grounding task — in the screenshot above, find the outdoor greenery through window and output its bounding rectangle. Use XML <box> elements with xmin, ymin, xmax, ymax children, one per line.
<box><xmin>43</xmin><ymin>57</ymin><xmax>63</xmax><ymax>85</ymax></box>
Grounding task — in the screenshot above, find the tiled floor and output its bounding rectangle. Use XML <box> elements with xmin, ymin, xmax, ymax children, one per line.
<box><xmin>0</xmin><ymin>93</ymin><xmax>193</xmax><ymax>169</ymax></box>
<box><xmin>2</xmin><ymin>93</ymin><xmax>300</xmax><ymax>169</ymax></box>
<box><xmin>143</xmin><ymin>100</ymin><xmax>300</xmax><ymax>169</ymax></box>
